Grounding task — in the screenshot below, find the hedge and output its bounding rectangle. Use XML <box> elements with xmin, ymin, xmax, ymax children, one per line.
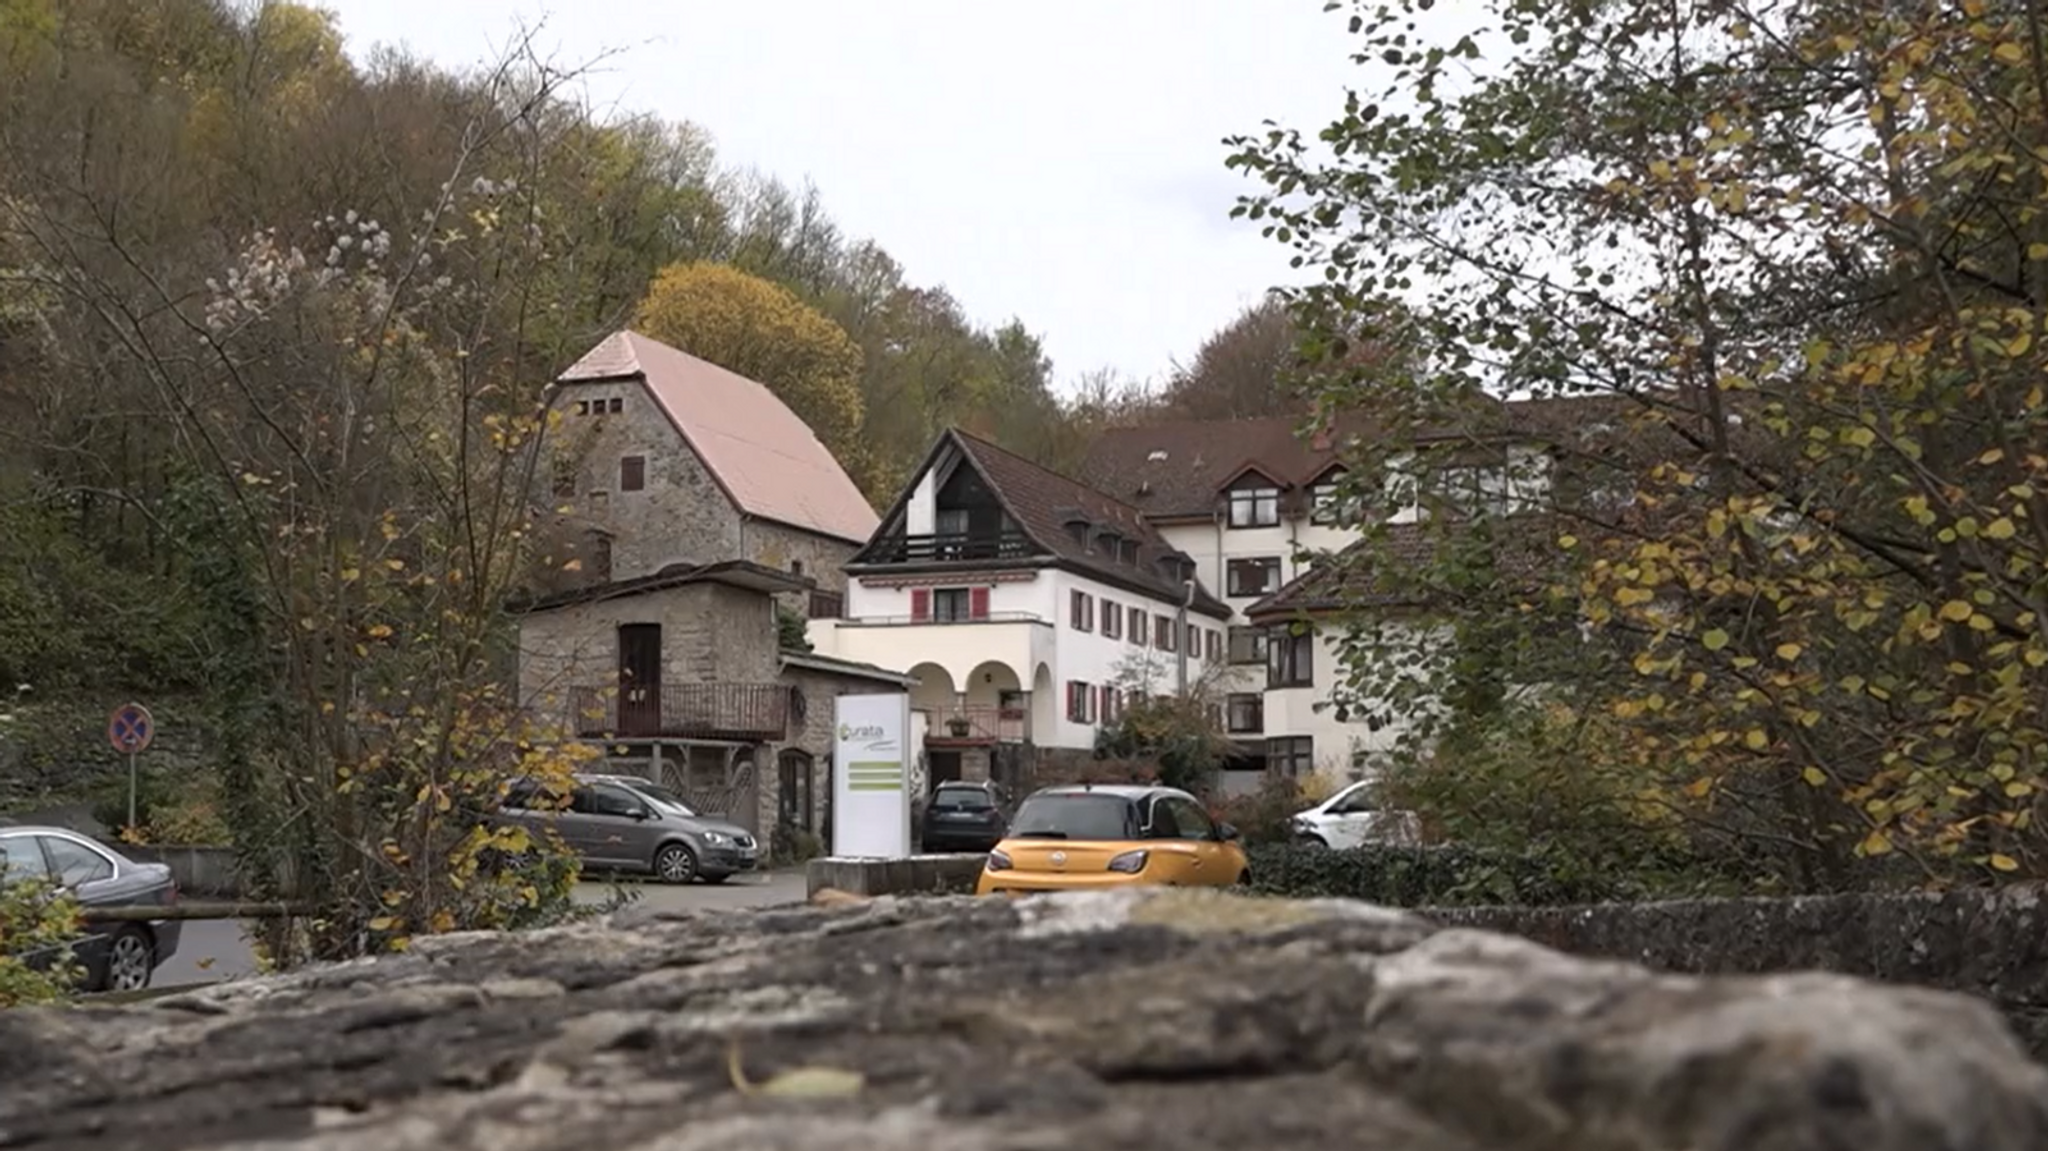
<box><xmin>1243</xmin><ymin>842</ymin><xmax>1730</xmax><ymax>908</ymax></box>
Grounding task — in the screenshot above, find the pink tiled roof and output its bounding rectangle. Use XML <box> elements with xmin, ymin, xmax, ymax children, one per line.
<box><xmin>559</xmin><ymin>330</ymin><xmax>879</xmax><ymax>545</ymax></box>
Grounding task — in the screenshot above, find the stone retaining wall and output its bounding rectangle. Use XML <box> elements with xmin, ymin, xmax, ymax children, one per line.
<box><xmin>805</xmin><ymin>854</ymin><xmax>2048</xmax><ymax>1058</ymax></box>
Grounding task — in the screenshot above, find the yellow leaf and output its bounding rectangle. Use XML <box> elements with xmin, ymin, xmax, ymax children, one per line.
<box><xmin>1990</xmin><ymin>853</ymin><xmax>2021</xmax><ymax>873</ymax></box>
<box><xmin>2005</xmin><ymin>781</ymin><xmax>2034</xmax><ymax>799</ymax></box>
<box><xmin>368</xmin><ymin>916</ymin><xmax>399</xmax><ymax>931</ymax></box>
<box><xmin>1743</xmin><ymin>729</ymin><xmax>1769</xmax><ymax>750</ymax></box>
<box><xmin>1801</xmin><ymin>766</ymin><xmax>1828</xmax><ymax>787</ymax></box>
<box><xmin>1995</xmin><ymin>41</ymin><xmax>2026</xmax><ymax>64</ymax></box>
<box><xmin>727</xmin><ymin>1039</ymin><xmax>864</xmax><ymax>1099</ymax></box>
<box><xmin>1557</xmin><ymin>534</ymin><xmax>1578</xmax><ymax>549</ymax></box>
<box><xmin>2010</xmin><ymin>332</ymin><xmax>2035</xmax><ymax>357</ymax></box>
<box><xmin>1980</xmin><ymin>448</ymin><xmax>2007</xmax><ymax>464</ymax></box>
<box><xmin>2031</xmin><ymin>243</ymin><xmax>2048</xmax><ymax>261</ymax></box>
<box><xmin>1985</xmin><ymin>517</ymin><xmax>2018</xmax><ymax>540</ymax></box>
<box><xmin>385</xmin><ymin>559</ymin><xmax>405</xmax><ymax>571</ymax></box>
<box><xmin>367</xmin><ymin>624</ymin><xmax>394</xmax><ymax>639</ymax></box>
<box><xmin>340</xmin><ymin>567</ymin><xmax>361</xmax><ymax>582</ymax></box>
<box><xmin>1939</xmin><ymin>600</ymin><xmax>1975</xmax><ymax>622</ymax></box>
<box><xmin>1859</xmin><ymin>828</ymin><xmax>1894</xmax><ymax>857</ymax></box>
<box><xmin>1701</xmin><ymin>628</ymin><xmax>1730</xmax><ymax>651</ymax></box>
<box><xmin>1842</xmin><ymin>425</ymin><xmax>1875</xmax><ymax>448</ymax></box>
<box><xmin>1775</xmin><ymin>642</ymin><xmax>1803</xmax><ymax>661</ymax></box>
<box><xmin>563</xmin><ymin>559</ymin><xmax>585</xmax><ymax>572</ymax></box>
<box><xmin>1684</xmin><ymin>776</ymin><xmax>1713</xmax><ymax>798</ymax></box>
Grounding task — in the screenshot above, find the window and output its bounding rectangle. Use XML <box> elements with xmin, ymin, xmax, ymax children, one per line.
<box><xmin>619</xmin><ymin>455</ymin><xmax>646</xmax><ymax>492</ymax></box>
<box><xmin>1143</xmin><ymin>796</ymin><xmax>1182</xmax><ymax>839</ymax></box>
<box><xmin>551</xmin><ymin>456</ymin><xmax>577</xmax><ymax>498</ymax></box>
<box><xmin>1227</xmin><ymin>476</ymin><xmax>1281</xmax><ymax>528</ymax></box>
<box><xmin>1311</xmin><ymin>470</ymin><xmax>1356</xmax><ymax>525</ymax></box>
<box><xmin>1227</xmin><ymin>557</ymin><xmax>1283</xmax><ymax>598</ymax></box>
<box><xmin>1070</xmin><ymin>589</ymin><xmax>1095</xmax><ymax>632</ymax></box>
<box><xmin>1167</xmin><ymin>796</ymin><xmax>1216</xmax><ymax>841</ymax></box>
<box><xmin>1269</xmin><ymin>630</ymin><xmax>1315</xmax><ymax>688</ymax></box>
<box><xmin>1097</xmin><ymin>684</ymin><xmax>1118</xmax><ymax>723</ymax></box>
<box><xmin>42</xmin><ymin>837</ymin><xmax>114</xmax><ymax>886</ymax></box>
<box><xmin>588</xmin><ymin>490</ymin><xmax>609</xmax><ymax>513</ymax></box>
<box><xmin>1226</xmin><ymin>693</ymin><xmax>1264</xmax><ymax>734</ymax></box>
<box><xmin>591</xmin><ymin>535</ymin><xmax>613</xmax><ymax>582</ymax></box>
<box><xmin>1101</xmin><ymin>600</ymin><xmax>1122</xmax><ymax>639</ymax></box>
<box><xmin>1228</xmin><ymin>626</ymin><xmax>1269</xmax><ymax>665</ymax></box>
<box><xmin>1065</xmin><ymin>680</ymin><xmax>1097</xmax><ymax>723</ymax></box>
<box><xmin>790</xmin><ymin>559</ymin><xmax>805</xmax><ymax>577</ymax></box>
<box><xmin>575</xmin><ymin>784</ymin><xmax>644</xmax><ymax>818</ymax></box>
<box><xmin>808</xmin><ymin>591</ymin><xmax>844</xmax><ymax>619</ymax></box>
<box><xmin>1268</xmin><ymin>736</ymin><xmax>1315</xmax><ymax>777</ymax></box>
<box><xmin>1118</xmin><ymin>539</ymin><xmax>1140</xmax><ymax>564</ymax></box>
<box><xmin>1204</xmin><ymin>628</ymin><xmax>1223</xmax><ymax>663</ymax></box>
<box><xmin>913</xmin><ymin>587</ymin><xmax>988</xmax><ymax>622</ymax></box>
<box><xmin>997</xmin><ymin>689</ymin><xmax>1027</xmax><ymax>716</ymax></box>
<box><xmin>934</xmin><ymin>588</ymin><xmax>973</xmax><ymax>622</ymax></box>
<box><xmin>1154</xmin><ymin>614</ymin><xmax>1176</xmax><ymax>653</ymax></box>
<box><xmin>1128</xmin><ymin>606</ymin><xmax>1148</xmax><ymax>646</ymax></box>
<box><xmin>608</xmin><ymin>397</ymin><xmax>623</xmax><ymax>414</ymax></box>
<box><xmin>0</xmin><ymin>835</ymin><xmax>47</xmax><ymax>881</ymax></box>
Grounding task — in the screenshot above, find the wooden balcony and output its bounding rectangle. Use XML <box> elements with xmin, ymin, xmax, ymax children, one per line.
<box><xmin>926</xmin><ymin>702</ymin><xmax>1030</xmax><ymax>744</ymax></box>
<box><xmin>863</xmin><ymin>530</ymin><xmax>1036</xmax><ymax>564</ymax></box>
<box><xmin>570</xmin><ymin>683</ymin><xmax>798</xmax><ymax>742</ymax></box>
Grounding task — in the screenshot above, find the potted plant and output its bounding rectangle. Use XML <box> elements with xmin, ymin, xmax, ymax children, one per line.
<box><xmin>946</xmin><ymin>716</ymin><xmax>972</xmax><ymax>738</ymax></box>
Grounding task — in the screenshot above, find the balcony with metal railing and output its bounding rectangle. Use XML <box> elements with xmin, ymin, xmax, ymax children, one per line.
<box><xmin>924</xmin><ymin>701</ymin><xmax>1031</xmax><ymax>744</ymax></box>
<box><xmin>859</xmin><ymin>529</ymin><xmax>1038</xmax><ymax>565</ymax></box>
<box><xmin>568</xmin><ymin>683</ymin><xmax>798</xmax><ymax>742</ymax></box>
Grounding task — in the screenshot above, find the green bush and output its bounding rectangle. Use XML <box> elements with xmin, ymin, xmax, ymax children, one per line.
<box><xmin>1207</xmin><ymin>775</ymin><xmax>1313</xmax><ymax>846</ymax></box>
<box><xmin>1244</xmin><ymin>842</ymin><xmax>1729</xmax><ymax>908</ymax></box>
<box><xmin>0</xmin><ymin>875</ymin><xmax>83</xmax><ymax>1006</ymax></box>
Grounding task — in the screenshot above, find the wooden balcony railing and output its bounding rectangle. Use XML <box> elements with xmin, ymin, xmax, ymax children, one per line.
<box><xmin>926</xmin><ymin>702</ymin><xmax>1030</xmax><ymax>744</ymax></box>
<box><xmin>864</xmin><ymin>530</ymin><xmax>1036</xmax><ymax>564</ymax></box>
<box><xmin>569</xmin><ymin>683</ymin><xmax>798</xmax><ymax>742</ymax></box>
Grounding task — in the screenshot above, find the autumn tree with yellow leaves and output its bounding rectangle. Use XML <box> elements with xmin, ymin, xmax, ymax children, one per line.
<box><xmin>1234</xmin><ymin>0</ymin><xmax>2048</xmax><ymax>889</ymax></box>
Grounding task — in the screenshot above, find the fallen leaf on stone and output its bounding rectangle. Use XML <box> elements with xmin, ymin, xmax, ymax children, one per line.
<box><xmin>809</xmin><ymin>887</ymin><xmax>869</xmax><ymax>908</ymax></box>
<box><xmin>726</xmin><ymin>1036</ymin><xmax>864</xmax><ymax>1099</ymax></box>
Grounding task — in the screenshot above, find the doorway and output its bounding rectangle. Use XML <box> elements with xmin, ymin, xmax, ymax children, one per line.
<box><xmin>926</xmin><ymin>750</ymin><xmax>963</xmax><ymax>791</ymax></box>
<box><xmin>617</xmin><ymin>623</ymin><xmax>662</xmax><ymax>736</ymax></box>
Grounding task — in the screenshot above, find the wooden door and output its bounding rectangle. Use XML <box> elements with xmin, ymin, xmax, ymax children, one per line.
<box><xmin>617</xmin><ymin>623</ymin><xmax>662</xmax><ymax>736</ymax></box>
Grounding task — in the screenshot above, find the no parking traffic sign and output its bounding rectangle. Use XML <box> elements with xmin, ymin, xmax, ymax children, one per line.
<box><xmin>108</xmin><ymin>702</ymin><xmax>154</xmax><ymax>756</ymax></box>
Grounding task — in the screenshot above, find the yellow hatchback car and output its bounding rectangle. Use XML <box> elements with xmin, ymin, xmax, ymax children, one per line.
<box><xmin>975</xmin><ymin>783</ymin><xmax>1250</xmax><ymax>895</ymax></box>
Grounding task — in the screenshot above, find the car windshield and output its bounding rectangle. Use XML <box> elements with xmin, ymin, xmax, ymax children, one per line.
<box><xmin>1008</xmin><ymin>794</ymin><xmax>1138</xmax><ymax>841</ymax></box>
<box><xmin>622</xmin><ymin>782</ymin><xmax>697</xmax><ymax>816</ymax></box>
<box><xmin>931</xmin><ymin>787</ymin><xmax>993</xmax><ymax>810</ymax></box>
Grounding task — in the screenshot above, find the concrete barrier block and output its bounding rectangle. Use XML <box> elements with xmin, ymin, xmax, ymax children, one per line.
<box><xmin>807</xmin><ymin>853</ymin><xmax>989</xmax><ymax>898</ymax></box>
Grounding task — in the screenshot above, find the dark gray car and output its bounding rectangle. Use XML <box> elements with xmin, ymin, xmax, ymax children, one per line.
<box><xmin>502</xmin><ymin>773</ymin><xmax>760</xmax><ymax>884</ymax></box>
<box><xmin>0</xmin><ymin>825</ymin><xmax>182</xmax><ymax>992</ymax></box>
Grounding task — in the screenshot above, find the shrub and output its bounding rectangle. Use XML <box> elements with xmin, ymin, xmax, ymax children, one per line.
<box><xmin>1207</xmin><ymin>774</ymin><xmax>1313</xmax><ymax>846</ymax></box>
<box><xmin>1244</xmin><ymin>841</ymin><xmax>1732</xmax><ymax>908</ymax></box>
<box><xmin>0</xmin><ymin>875</ymin><xmax>83</xmax><ymax>1006</ymax></box>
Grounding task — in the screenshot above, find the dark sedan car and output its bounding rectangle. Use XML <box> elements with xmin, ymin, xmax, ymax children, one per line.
<box><xmin>0</xmin><ymin>825</ymin><xmax>182</xmax><ymax>992</ymax></box>
<box><xmin>918</xmin><ymin>781</ymin><xmax>1009</xmax><ymax>854</ymax></box>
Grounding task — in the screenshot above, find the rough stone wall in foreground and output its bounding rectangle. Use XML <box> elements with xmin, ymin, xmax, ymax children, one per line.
<box><xmin>5</xmin><ymin>887</ymin><xmax>2047</xmax><ymax>1151</ymax></box>
<box><xmin>1435</xmin><ymin>885</ymin><xmax>2048</xmax><ymax>1059</ymax></box>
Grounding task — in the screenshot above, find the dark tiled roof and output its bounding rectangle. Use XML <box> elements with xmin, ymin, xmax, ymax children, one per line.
<box><xmin>947</xmin><ymin>430</ymin><xmax>1234</xmax><ymax>619</ymax></box>
<box><xmin>506</xmin><ymin>559</ymin><xmax>810</xmax><ymax>614</ymax></box>
<box><xmin>1244</xmin><ymin>519</ymin><xmax>1568</xmax><ymax>622</ymax></box>
<box><xmin>1077</xmin><ymin>395</ymin><xmax>1644</xmax><ymax>520</ymax></box>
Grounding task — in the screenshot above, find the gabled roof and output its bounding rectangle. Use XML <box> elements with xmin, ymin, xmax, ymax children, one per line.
<box><xmin>1243</xmin><ymin>518</ymin><xmax>1566</xmax><ymax>623</ymax></box>
<box><xmin>557</xmin><ymin>330</ymin><xmax>879</xmax><ymax>545</ymax></box>
<box><xmin>778</xmin><ymin>650</ymin><xmax>917</xmax><ymax>686</ymax></box>
<box><xmin>1078</xmin><ymin>395</ymin><xmax>1640</xmax><ymax>520</ymax></box>
<box><xmin>852</xmin><ymin>428</ymin><xmax>1233</xmax><ymax>619</ymax></box>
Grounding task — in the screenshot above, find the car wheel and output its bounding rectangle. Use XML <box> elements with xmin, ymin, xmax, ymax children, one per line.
<box><xmin>1235</xmin><ymin>870</ymin><xmax>1252</xmax><ymax>887</ymax></box>
<box><xmin>699</xmin><ymin>872</ymin><xmax>731</xmax><ymax>885</ymax></box>
<box><xmin>653</xmin><ymin>842</ymin><xmax>698</xmax><ymax>885</ymax></box>
<box><xmin>104</xmin><ymin>927</ymin><xmax>154</xmax><ymax>993</ymax></box>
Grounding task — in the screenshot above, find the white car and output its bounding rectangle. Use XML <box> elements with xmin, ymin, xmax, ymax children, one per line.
<box><xmin>1291</xmin><ymin>780</ymin><xmax>1422</xmax><ymax>849</ymax></box>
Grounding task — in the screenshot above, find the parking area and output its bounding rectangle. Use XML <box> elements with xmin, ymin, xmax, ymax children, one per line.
<box><xmin>149</xmin><ymin>868</ymin><xmax>809</xmax><ymax>988</ymax></box>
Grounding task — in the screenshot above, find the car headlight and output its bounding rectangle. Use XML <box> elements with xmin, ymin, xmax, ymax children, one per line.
<box><xmin>1106</xmin><ymin>849</ymin><xmax>1148</xmax><ymax>874</ymax></box>
<box><xmin>702</xmin><ymin>831</ymin><xmax>732</xmax><ymax>846</ymax></box>
<box><xmin>985</xmin><ymin>848</ymin><xmax>1012</xmax><ymax>872</ymax></box>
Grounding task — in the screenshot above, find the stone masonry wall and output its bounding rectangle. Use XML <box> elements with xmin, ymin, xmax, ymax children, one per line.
<box><xmin>546</xmin><ymin>379</ymin><xmax>744</xmax><ymax>580</ymax></box>
<box><xmin>1433</xmin><ymin>885</ymin><xmax>2048</xmax><ymax>1060</ymax></box>
<box><xmin>515</xmin><ymin>582</ymin><xmax>780</xmax><ymax>729</ymax></box>
<box><xmin>740</xmin><ymin>519</ymin><xmax>858</xmax><ymax>600</ymax></box>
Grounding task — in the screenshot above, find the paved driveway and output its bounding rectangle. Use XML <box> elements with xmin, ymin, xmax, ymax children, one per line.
<box><xmin>149</xmin><ymin>870</ymin><xmax>808</xmax><ymax>988</ymax></box>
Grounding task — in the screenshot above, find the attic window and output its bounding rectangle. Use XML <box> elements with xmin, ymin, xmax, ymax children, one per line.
<box><xmin>1118</xmin><ymin>539</ymin><xmax>1139</xmax><ymax>565</ymax></box>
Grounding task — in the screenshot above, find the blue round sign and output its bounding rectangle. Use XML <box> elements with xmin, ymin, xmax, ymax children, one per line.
<box><xmin>107</xmin><ymin>703</ymin><xmax>154</xmax><ymax>755</ymax></box>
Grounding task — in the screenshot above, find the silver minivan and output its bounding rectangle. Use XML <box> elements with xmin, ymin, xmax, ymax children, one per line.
<box><xmin>502</xmin><ymin>773</ymin><xmax>760</xmax><ymax>884</ymax></box>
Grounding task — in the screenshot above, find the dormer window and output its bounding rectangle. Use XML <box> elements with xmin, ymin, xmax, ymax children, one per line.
<box><xmin>1226</xmin><ymin>474</ymin><xmax>1281</xmax><ymax>529</ymax></box>
<box><xmin>1117</xmin><ymin>539</ymin><xmax>1139</xmax><ymax>565</ymax></box>
<box><xmin>1310</xmin><ymin>468</ymin><xmax>1356</xmax><ymax>526</ymax></box>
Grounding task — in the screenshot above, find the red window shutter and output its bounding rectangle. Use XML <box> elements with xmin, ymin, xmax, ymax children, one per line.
<box><xmin>969</xmin><ymin>586</ymin><xmax>990</xmax><ymax>619</ymax></box>
<box><xmin>910</xmin><ymin>588</ymin><xmax>931</xmax><ymax>621</ymax></box>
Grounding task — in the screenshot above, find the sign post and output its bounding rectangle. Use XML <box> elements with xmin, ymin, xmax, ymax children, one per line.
<box><xmin>831</xmin><ymin>693</ymin><xmax>912</xmax><ymax>857</ymax></box>
<box><xmin>107</xmin><ymin>702</ymin><xmax>155</xmax><ymax>831</ymax></box>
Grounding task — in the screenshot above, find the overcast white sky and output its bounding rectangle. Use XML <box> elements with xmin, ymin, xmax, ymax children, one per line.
<box><xmin>323</xmin><ymin>0</ymin><xmax>1365</xmax><ymax>392</ymax></box>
